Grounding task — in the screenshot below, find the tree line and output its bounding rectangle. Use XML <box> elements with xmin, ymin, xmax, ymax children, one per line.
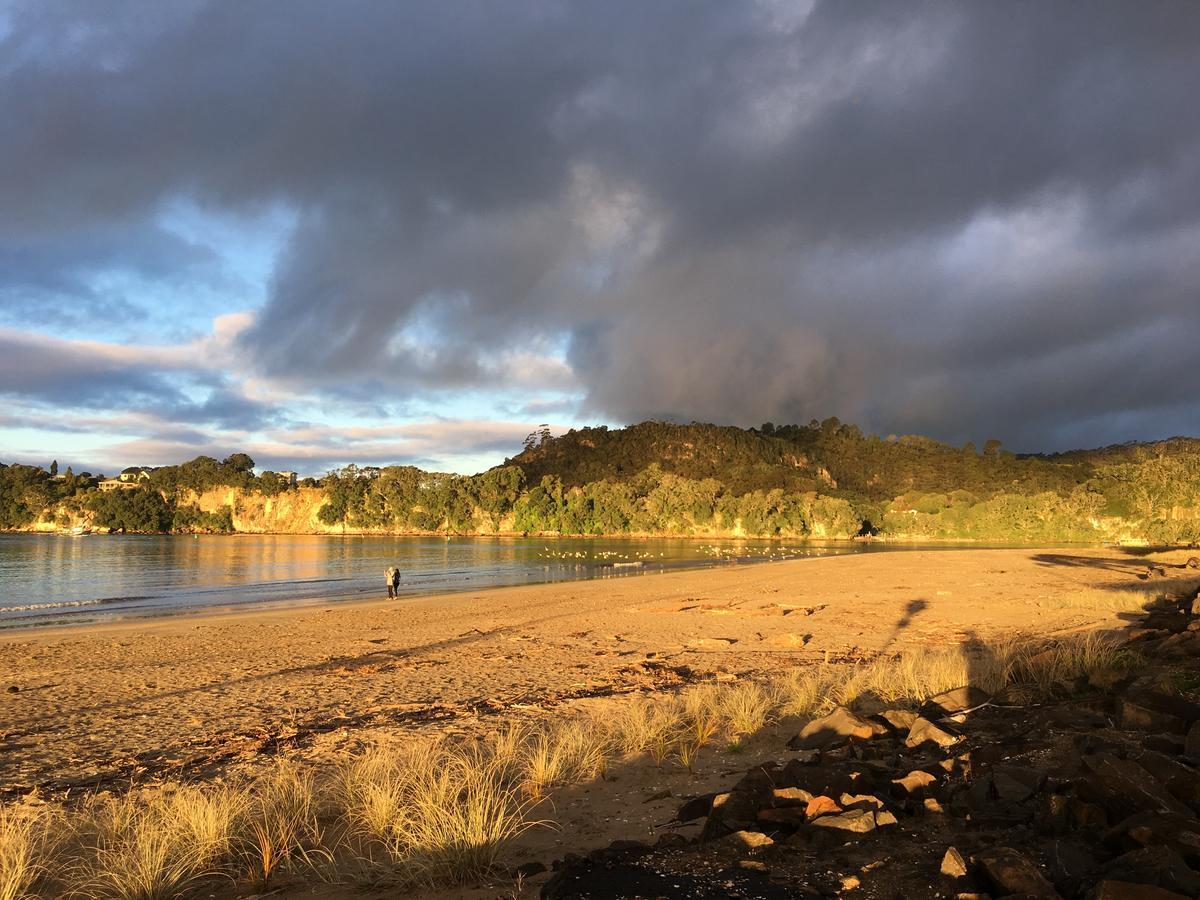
<box><xmin>2</xmin><ymin>420</ymin><xmax>1199</xmax><ymax>540</ymax></box>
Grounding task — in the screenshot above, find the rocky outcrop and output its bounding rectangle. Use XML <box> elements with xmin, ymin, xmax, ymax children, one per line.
<box><xmin>542</xmin><ymin>583</ymin><xmax>1200</xmax><ymax>899</ymax></box>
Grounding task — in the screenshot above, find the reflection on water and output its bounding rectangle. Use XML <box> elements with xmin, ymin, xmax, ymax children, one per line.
<box><xmin>0</xmin><ymin>534</ymin><xmax>880</xmax><ymax>628</ymax></box>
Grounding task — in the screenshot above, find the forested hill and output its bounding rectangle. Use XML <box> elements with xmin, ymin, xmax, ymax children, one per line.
<box><xmin>3</xmin><ymin>420</ymin><xmax>1200</xmax><ymax>542</ymax></box>
<box><xmin>507</xmin><ymin>419</ymin><xmax>1193</xmax><ymax>504</ymax></box>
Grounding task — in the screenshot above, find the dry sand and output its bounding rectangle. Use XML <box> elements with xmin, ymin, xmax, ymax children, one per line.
<box><xmin>1</xmin><ymin>545</ymin><xmax>1192</xmax><ymax>801</ymax></box>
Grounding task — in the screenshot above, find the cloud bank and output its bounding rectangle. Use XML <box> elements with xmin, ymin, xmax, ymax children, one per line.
<box><xmin>2</xmin><ymin>0</ymin><xmax>1199</xmax><ymax>466</ymax></box>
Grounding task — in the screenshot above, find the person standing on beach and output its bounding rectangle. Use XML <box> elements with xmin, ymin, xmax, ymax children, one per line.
<box><xmin>385</xmin><ymin>565</ymin><xmax>399</xmax><ymax>599</ymax></box>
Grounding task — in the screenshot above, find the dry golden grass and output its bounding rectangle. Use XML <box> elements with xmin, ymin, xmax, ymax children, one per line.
<box><xmin>336</xmin><ymin>736</ymin><xmax>539</xmax><ymax>886</ymax></box>
<box><xmin>236</xmin><ymin>762</ymin><xmax>320</xmax><ymax>890</ymax></box>
<box><xmin>0</xmin><ymin>614</ymin><xmax>1161</xmax><ymax>898</ymax></box>
<box><xmin>718</xmin><ymin>681</ymin><xmax>774</xmax><ymax>739</ymax></box>
<box><xmin>71</xmin><ymin>789</ymin><xmax>228</xmax><ymax>900</ymax></box>
<box><xmin>0</xmin><ymin>806</ymin><xmax>52</xmax><ymax>900</ymax></box>
<box><xmin>1042</xmin><ymin>586</ymin><xmax>1155</xmax><ymax>614</ymax></box>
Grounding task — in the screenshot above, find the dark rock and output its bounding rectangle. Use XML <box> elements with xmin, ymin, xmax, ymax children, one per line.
<box><xmin>700</xmin><ymin>790</ymin><xmax>765</xmax><ymax>841</ymax></box>
<box><xmin>734</xmin><ymin>762</ymin><xmax>783</xmax><ymax>794</ymax></box>
<box><xmin>1099</xmin><ymin>846</ymin><xmax>1200</xmax><ymax>896</ymax></box>
<box><xmin>1187</xmin><ymin>721</ymin><xmax>1200</xmax><ymax>757</ymax></box>
<box><xmin>757</xmin><ymin>806</ymin><xmax>808</xmax><ymax>827</ymax></box>
<box><xmin>1045</xmin><ymin>838</ymin><xmax>1100</xmax><ymax>891</ymax></box>
<box><xmin>973</xmin><ymin>847</ymin><xmax>1061</xmax><ymax>898</ymax></box>
<box><xmin>1071</xmin><ymin>799</ymin><xmax>1110</xmax><ymax>830</ymax></box>
<box><xmin>514</xmin><ymin>861</ymin><xmax>548</xmax><ymax>878</ymax></box>
<box><xmin>1118</xmin><ymin>690</ymin><xmax>1200</xmax><ymax>735</ymax></box>
<box><xmin>1145</xmin><ymin>734</ymin><xmax>1186</xmax><ymax>756</ymax></box>
<box><xmin>1104</xmin><ymin>811</ymin><xmax>1200</xmax><ymax>863</ymax></box>
<box><xmin>655</xmin><ymin>832</ymin><xmax>689</xmax><ymax>849</ymax></box>
<box><xmin>1082</xmin><ymin>752</ymin><xmax>1194</xmax><ymax>818</ymax></box>
<box><xmin>675</xmin><ymin>792</ymin><xmax>718</xmax><ymax>822</ymax></box>
<box><xmin>789</xmin><ymin>707</ymin><xmax>887</xmax><ymax>751</ymax></box>
<box><xmin>993</xmin><ymin>766</ymin><xmax>1046</xmax><ymax>803</ymax></box>
<box><xmin>906</xmin><ymin>717</ymin><xmax>960</xmax><ymax>749</ymax></box>
<box><xmin>1134</xmin><ymin>751</ymin><xmax>1200</xmax><ymax>810</ymax></box>
<box><xmin>1090</xmin><ymin>881</ymin><xmax>1188</xmax><ymax>900</ymax></box>
<box><xmin>5</xmin><ymin>685</ymin><xmax>18</xmax><ymax>693</ymax></box>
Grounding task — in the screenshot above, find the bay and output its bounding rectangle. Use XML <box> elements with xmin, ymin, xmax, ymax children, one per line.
<box><xmin>0</xmin><ymin>533</ymin><xmax>881</xmax><ymax>628</ymax></box>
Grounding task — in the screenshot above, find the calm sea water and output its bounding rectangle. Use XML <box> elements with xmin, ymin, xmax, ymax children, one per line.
<box><xmin>0</xmin><ymin>533</ymin><xmax>886</xmax><ymax>628</ymax></box>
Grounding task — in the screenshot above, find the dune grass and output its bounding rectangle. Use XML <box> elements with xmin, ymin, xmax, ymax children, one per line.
<box><xmin>0</xmin><ymin>806</ymin><xmax>52</xmax><ymax>900</ymax></box>
<box><xmin>0</xmin><ymin>617</ymin><xmax>1167</xmax><ymax>897</ymax></box>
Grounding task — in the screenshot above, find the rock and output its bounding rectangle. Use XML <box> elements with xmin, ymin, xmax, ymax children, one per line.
<box><xmin>1186</xmin><ymin>721</ymin><xmax>1200</xmax><ymax>756</ymax></box>
<box><xmin>875</xmin><ymin>809</ymin><xmax>898</xmax><ymax>827</ymax></box>
<box><xmin>993</xmin><ymin>766</ymin><xmax>1046</xmax><ymax>803</ymax></box>
<box><xmin>771</xmin><ymin>786</ymin><xmax>814</xmax><ymax>807</ymax></box>
<box><xmin>1071</xmin><ymin>799</ymin><xmax>1109</xmax><ymax>829</ymax></box>
<box><xmin>892</xmin><ymin>769</ymin><xmax>938</xmax><ymax>796</ymax></box>
<box><xmin>923</xmin><ymin>797</ymin><xmax>947</xmax><ymax>815</ymax></box>
<box><xmin>924</xmin><ymin>686</ymin><xmax>991</xmax><ymax>717</ymax></box>
<box><xmin>5</xmin><ymin>685</ymin><xmax>18</xmax><ymax>694</ymax></box>
<box><xmin>675</xmin><ymin>792</ymin><xmax>718</xmax><ymax>822</ymax></box>
<box><xmin>757</xmin><ymin>806</ymin><xmax>809</xmax><ymax>827</ymax></box>
<box><xmin>1082</xmin><ymin>752</ymin><xmax>1194</xmax><ymax>818</ymax></box>
<box><xmin>1046</xmin><ymin>837</ymin><xmax>1100</xmax><ymax>889</ymax></box>
<box><xmin>1187</xmin><ymin>556</ymin><xmax>1200</xmax><ymax>569</ymax></box>
<box><xmin>513</xmin><ymin>860</ymin><xmax>548</xmax><ymax>878</ymax></box>
<box><xmin>809</xmin><ymin>808</ymin><xmax>875</xmax><ymax>833</ymax></box>
<box><xmin>805</xmin><ymin>795</ymin><xmax>842</xmax><ymax>820</ymax></box>
<box><xmin>942</xmin><ymin>847</ymin><xmax>969</xmax><ymax>879</ymax></box>
<box><xmin>712</xmin><ymin>830</ymin><xmax>775</xmax><ymax>852</ymax></box>
<box><xmin>839</xmin><ymin>792</ymin><xmax>884</xmax><ymax>811</ymax></box>
<box><xmin>1090</xmin><ymin>882</ymin><xmax>1188</xmax><ymax>900</ymax></box>
<box><xmin>879</xmin><ymin>708</ymin><xmax>919</xmax><ymax>732</ymax></box>
<box><xmin>700</xmin><ymin>789</ymin><xmax>765</xmax><ymax>841</ymax></box>
<box><xmin>1089</xmin><ymin>667</ymin><xmax>1130</xmax><ymax>692</ymax></box>
<box><xmin>1118</xmin><ymin>690</ymin><xmax>1200</xmax><ymax>735</ymax></box>
<box><xmin>1099</xmin><ymin>846</ymin><xmax>1200</xmax><ymax>896</ymax></box>
<box><xmin>906</xmin><ymin>716</ymin><xmax>960</xmax><ymax>749</ymax></box>
<box><xmin>1134</xmin><ymin>751</ymin><xmax>1200</xmax><ymax>808</ymax></box>
<box><xmin>973</xmin><ymin>847</ymin><xmax>1061</xmax><ymax>898</ymax></box>
<box><xmin>789</xmin><ymin>707</ymin><xmax>888</xmax><ymax>751</ymax></box>
<box><xmin>737</xmin><ymin>859</ymin><xmax>769</xmax><ymax>873</ymax></box>
<box><xmin>1105</xmin><ymin>811</ymin><xmax>1200</xmax><ymax>863</ymax></box>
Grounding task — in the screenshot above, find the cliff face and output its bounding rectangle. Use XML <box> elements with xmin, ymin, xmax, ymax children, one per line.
<box><xmin>190</xmin><ymin>488</ymin><xmax>344</xmax><ymax>534</ymax></box>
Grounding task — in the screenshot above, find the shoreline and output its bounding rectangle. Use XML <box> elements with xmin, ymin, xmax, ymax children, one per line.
<box><xmin>0</xmin><ymin>537</ymin><xmax>1158</xmax><ymax>635</ymax></box>
<box><xmin>3</xmin><ymin>546</ymin><xmax>1198</xmax><ymax>799</ymax></box>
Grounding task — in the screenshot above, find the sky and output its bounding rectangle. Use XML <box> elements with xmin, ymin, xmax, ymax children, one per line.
<box><xmin>1</xmin><ymin>1</ymin><xmax>1198</xmax><ymax>476</ymax></box>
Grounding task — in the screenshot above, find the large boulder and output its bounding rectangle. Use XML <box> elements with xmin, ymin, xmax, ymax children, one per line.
<box><xmin>972</xmin><ymin>847</ymin><xmax>1061</xmax><ymax>898</ymax></box>
<box><xmin>1080</xmin><ymin>753</ymin><xmax>1194</xmax><ymax>819</ymax></box>
<box><xmin>788</xmin><ymin>707</ymin><xmax>887</xmax><ymax>751</ymax></box>
<box><xmin>905</xmin><ymin>716</ymin><xmax>960</xmax><ymax>749</ymax></box>
<box><xmin>922</xmin><ymin>685</ymin><xmax>990</xmax><ymax>718</ymax></box>
<box><xmin>1098</xmin><ymin>846</ymin><xmax>1200</xmax><ymax>896</ymax></box>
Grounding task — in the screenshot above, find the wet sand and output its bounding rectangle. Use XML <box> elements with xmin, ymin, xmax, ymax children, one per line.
<box><xmin>1</xmin><ymin>545</ymin><xmax>1193</xmax><ymax>796</ymax></box>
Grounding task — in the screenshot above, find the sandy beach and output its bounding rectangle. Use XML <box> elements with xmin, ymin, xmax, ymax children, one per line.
<box><xmin>2</xmin><ymin>545</ymin><xmax>1192</xmax><ymax>801</ymax></box>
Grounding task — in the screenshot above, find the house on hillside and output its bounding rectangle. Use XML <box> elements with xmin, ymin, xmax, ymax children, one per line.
<box><xmin>278</xmin><ymin>471</ymin><xmax>298</xmax><ymax>486</ymax></box>
<box><xmin>119</xmin><ymin>466</ymin><xmax>154</xmax><ymax>483</ymax></box>
<box><xmin>98</xmin><ymin>478</ymin><xmax>139</xmax><ymax>492</ymax></box>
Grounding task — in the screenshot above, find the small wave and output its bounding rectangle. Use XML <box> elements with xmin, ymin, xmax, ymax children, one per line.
<box><xmin>0</xmin><ymin>598</ymin><xmax>108</xmax><ymax>613</ymax></box>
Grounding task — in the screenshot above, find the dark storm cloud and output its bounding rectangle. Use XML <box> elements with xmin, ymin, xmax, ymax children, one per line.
<box><xmin>3</xmin><ymin>0</ymin><xmax>1200</xmax><ymax>450</ymax></box>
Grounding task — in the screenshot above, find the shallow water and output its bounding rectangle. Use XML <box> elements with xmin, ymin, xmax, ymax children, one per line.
<box><xmin>0</xmin><ymin>533</ymin><xmax>890</xmax><ymax>628</ymax></box>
